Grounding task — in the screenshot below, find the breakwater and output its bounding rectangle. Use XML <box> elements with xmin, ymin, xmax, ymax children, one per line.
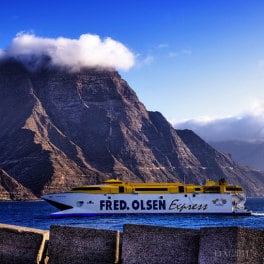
<box><xmin>0</xmin><ymin>223</ymin><xmax>263</xmax><ymax>264</ymax></box>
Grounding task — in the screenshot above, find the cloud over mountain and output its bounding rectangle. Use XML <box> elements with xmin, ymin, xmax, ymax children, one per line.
<box><xmin>174</xmin><ymin>110</ymin><xmax>264</xmax><ymax>142</ymax></box>
<box><xmin>0</xmin><ymin>33</ymin><xmax>135</xmax><ymax>72</ymax></box>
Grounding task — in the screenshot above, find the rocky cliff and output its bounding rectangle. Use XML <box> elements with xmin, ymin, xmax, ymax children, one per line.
<box><xmin>0</xmin><ymin>168</ymin><xmax>36</xmax><ymax>200</ymax></box>
<box><xmin>0</xmin><ymin>59</ymin><xmax>263</xmax><ymax>198</ymax></box>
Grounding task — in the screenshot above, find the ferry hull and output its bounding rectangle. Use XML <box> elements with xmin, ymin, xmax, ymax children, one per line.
<box><xmin>42</xmin><ymin>192</ymin><xmax>250</xmax><ymax>217</ymax></box>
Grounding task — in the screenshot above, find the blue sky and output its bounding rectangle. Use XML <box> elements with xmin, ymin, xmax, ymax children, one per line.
<box><xmin>1</xmin><ymin>0</ymin><xmax>264</xmax><ymax>141</ymax></box>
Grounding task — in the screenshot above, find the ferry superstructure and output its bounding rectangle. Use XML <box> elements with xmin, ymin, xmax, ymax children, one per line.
<box><xmin>41</xmin><ymin>179</ymin><xmax>250</xmax><ymax>217</ymax></box>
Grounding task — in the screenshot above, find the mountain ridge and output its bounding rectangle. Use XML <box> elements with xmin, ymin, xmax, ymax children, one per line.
<box><xmin>210</xmin><ymin>140</ymin><xmax>264</xmax><ymax>171</ymax></box>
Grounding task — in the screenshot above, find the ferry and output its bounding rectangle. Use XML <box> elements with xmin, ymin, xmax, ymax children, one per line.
<box><xmin>41</xmin><ymin>178</ymin><xmax>251</xmax><ymax>217</ymax></box>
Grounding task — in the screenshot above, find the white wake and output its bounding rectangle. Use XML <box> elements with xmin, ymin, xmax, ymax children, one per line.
<box><xmin>251</xmin><ymin>212</ymin><xmax>264</xmax><ymax>216</ymax></box>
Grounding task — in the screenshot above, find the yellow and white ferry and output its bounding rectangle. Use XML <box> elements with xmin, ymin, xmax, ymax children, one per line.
<box><xmin>41</xmin><ymin>179</ymin><xmax>250</xmax><ymax>217</ymax></box>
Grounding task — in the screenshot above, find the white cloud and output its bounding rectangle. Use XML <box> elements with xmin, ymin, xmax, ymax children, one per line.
<box><xmin>174</xmin><ymin>104</ymin><xmax>264</xmax><ymax>142</ymax></box>
<box><xmin>258</xmin><ymin>59</ymin><xmax>264</xmax><ymax>69</ymax></box>
<box><xmin>0</xmin><ymin>49</ymin><xmax>4</xmax><ymax>57</ymax></box>
<box><xmin>0</xmin><ymin>33</ymin><xmax>135</xmax><ymax>72</ymax></box>
<box><xmin>158</xmin><ymin>43</ymin><xmax>169</xmax><ymax>49</ymax></box>
<box><xmin>135</xmin><ymin>54</ymin><xmax>155</xmax><ymax>68</ymax></box>
<box><xmin>168</xmin><ymin>52</ymin><xmax>178</xmax><ymax>58</ymax></box>
<box><xmin>181</xmin><ymin>49</ymin><xmax>192</xmax><ymax>56</ymax></box>
<box><xmin>250</xmin><ymin>99</ymin><xmax>264</xmax><ymax>115</ymax></box>
<box><xmin>167</xmin><ymin>48</ymin><xmax>192</xmax><ymax>59</ymax></box>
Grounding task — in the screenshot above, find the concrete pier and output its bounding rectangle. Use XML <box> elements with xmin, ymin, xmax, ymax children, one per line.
<box><xmin>0</xmin><ymin>223</ymin><xmax>49</xmax><ymax>264</ymax></box>
<box><xmin>0</xmin><ymin>223</ymin><xmax>263</xmax><ymax>264</ymax></box>
<box><xmin>122</xmin><ymin>224</ymin><xmax>200</xmax><ymax>264</ymax></box>
<box><xmin>199</xmin><ymin>226</ymin><xmax>264</xmax><ymax>264</ymax></box>
<box><xmin>47</xmin><ymin>225</ymin><xmax>120</xmax><ymax>264</ymax></box>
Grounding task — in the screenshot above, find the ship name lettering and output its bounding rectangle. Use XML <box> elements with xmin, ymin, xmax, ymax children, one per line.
<box><xmin>131</xmin><ymin>200</ymin><xmax>166</xmax><ymax>211</ymax></box>
<box><xmin>169</xmin><ymin>199</ymin><xmax>208</xmax><ymax>212</ymax></box>
<box><xmin>99</xmin><ymin>199</ymin><xmax>166</xmax><ymax>211</ymax></box>
<box><xmin>99</xmin><ymin>200</ymin><xmax>127</xmax><ymax>211</ymax></box>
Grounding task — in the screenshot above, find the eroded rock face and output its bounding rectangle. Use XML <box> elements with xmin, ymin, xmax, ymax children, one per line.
<box><xmin>0</xmin><ymin>60</ymin><xmax>263</xmax><ymax>199</ymax></box>
<box><xmin>0</xmin><ymin>169</ymin><xmax>36</xmax><ymax>200</ymax></box>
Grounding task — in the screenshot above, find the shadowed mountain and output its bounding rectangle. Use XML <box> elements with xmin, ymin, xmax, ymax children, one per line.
<box><xmin>210</xmin><ymin>140</ymin><xmax>264</xmax><ymax>171</ymax></box>
<box><xmin>0</xmin><ymin>168</ymin><xmax>36</xmax><ymax>200</ymax></box>
<box><xmin>0</xmin><ymin>59</ymin><xmax>263</xmax><ymax>198</ymax></box>
<box><xmin>177</xmin><ymin>130</ymin><xmax>264</xmax><ymax>196</ymax></box>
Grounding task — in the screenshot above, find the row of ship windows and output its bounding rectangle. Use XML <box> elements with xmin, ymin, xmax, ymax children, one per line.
<box><xmin>72</xmin><ymin>187</ymin><xmax>186</xmax><ymax>192</ymax></box>
<box><xmin>72</xmin><ymin>186</ymin><xmax>242</xmax><ymax>192</ymax></box>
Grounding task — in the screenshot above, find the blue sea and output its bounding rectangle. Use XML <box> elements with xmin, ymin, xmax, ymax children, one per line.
<box><xmin>0</xmin><ymin>198</ymin><xmax>263</xmax><ymax>231</ymax></box>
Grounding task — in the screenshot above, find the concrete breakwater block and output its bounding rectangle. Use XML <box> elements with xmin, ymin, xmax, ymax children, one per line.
<box><xmin>0</xmin><ymin>223</ymin><xmax>49</xmax><ymax>264</ymax></box>
<box><xmin>47</xmin><ymin>225</ymin><xmax>120</xmax><ymax>264</ymax></box>
<box><xmin>199</xmin><ymin>226</ymin><xmax>264</xmax><ymax>264</ymax></box>
<box><xmin>122</xmin><ymin>224</ymin><xmax>200</xmax><ymax>264</ymax></box>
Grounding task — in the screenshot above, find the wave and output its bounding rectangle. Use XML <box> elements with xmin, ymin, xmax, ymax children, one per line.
<box><xmin>251</xmin><ymin>212</ymin><xmax>264</xmax><ymax>216</ymax></box>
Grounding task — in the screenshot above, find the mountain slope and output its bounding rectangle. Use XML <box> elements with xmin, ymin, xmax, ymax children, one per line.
<box><xmin>177</xmin><ymin>130</ymin><xmax>264</xmax><ymax>196</ymax></box>
<box><xmin>211</xmin><ymin>140</ymin><xmax>264</xmax><ymax>171</ymax></box>
<box><xmin>0</xmin><ymin>168</ymin><xmax>36</xmax><ymax>200</ymax></box>
<box><xmin>0</xmin><ymin>59</ymin><xmax>263</xmax><ymax>198</ymax></box>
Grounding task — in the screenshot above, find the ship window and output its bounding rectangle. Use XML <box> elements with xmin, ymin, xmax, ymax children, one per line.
<box><xmin>195</xmin><ymin>188</ymin><xmax>201</xmax><ymax>191</ymax></box>
<box><xmin>104</xmin><ymin>181</ymin><xmax>123</xmax><ymax>185</ymax></box>
<box><xmin>226</xmin><ymin>187</ymin><xmax>242</xmax><ymax>192</ymax></box>
<box><xmin>72</xmin><ymin>187</ymin><xmax>101</xmax><ymax>191</ymax></box>
<box><xmin>179</xmin><ymin>186</ymin><xmax>184</xmax><ymax>193</ymax></box>
<box><xmin>135</xmin><ymin>188</ymin><xmax>168</xmax><ymax>191</ymax></box>
<box><xmin>119</xmin><ymin>186</ymin><xmax>125</xmax><ymax>193</ymax></box>
<box><xmin>204</xmin><ymin>186</ymin><xmax>220</xmax><ymax>193</ymax></box>
<box><xmin>76</xmin><ymin>201</ymin><xmax>84</xmax><ymax>207</ymax></box>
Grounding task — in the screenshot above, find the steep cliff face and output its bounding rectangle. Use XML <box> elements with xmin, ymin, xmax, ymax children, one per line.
<box><xmin>0</xmin><ymin>169</ymin><xmax>36</xmax><ymax>200</ymax></box>
<box><xmin>0</xmin><ymin>60</ymin><xmax>263</xmax><ymax>198</ymax></box>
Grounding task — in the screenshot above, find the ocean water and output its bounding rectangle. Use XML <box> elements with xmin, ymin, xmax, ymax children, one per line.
<box><xmin>0</xmin><ymin>198</ymin><xmax>263</xmax><ymax>231</ymax></box>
